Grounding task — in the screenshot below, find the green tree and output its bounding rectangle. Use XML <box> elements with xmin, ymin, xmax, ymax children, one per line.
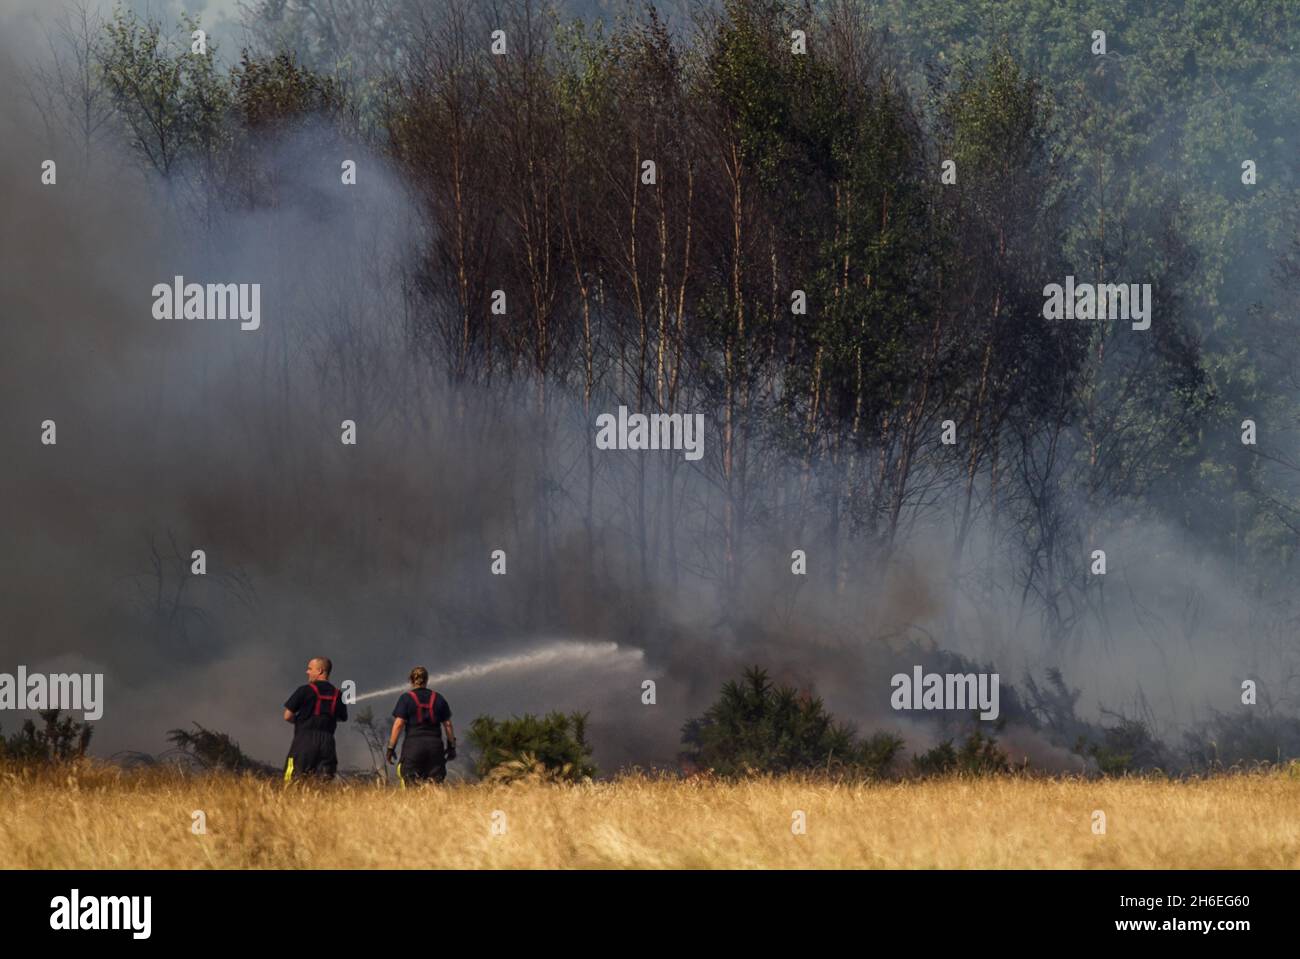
<box><xmin>682</xmin><ymin>666</ymin><xmax>903</xmax><ymax>777</ymax></box>
<box><xmin>99</xmin><ymin>9</ymin><xmax>230</xmax><ymax>182</ymax></box>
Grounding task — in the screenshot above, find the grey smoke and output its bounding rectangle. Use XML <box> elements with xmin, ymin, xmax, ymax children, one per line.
<box><xmin>1</xmin><ymin>0</ymin><xmax>1296</xmax><ymax>778</ymax></box>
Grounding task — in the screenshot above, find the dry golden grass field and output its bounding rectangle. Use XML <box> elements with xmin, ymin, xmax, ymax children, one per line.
<box><xmin>2</xmin><ymin>762</ymin><xmax>1298</xmax><ymax>869</ymax></box>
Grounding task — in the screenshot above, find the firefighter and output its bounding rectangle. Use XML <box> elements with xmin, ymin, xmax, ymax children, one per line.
<box><xmin>385</xmin><ymin>666</ymin><xmax>456</xmax><ymax>786</ymax></box>
<box><xmin>283</xmin><ymin>656</ymin><xmax>348</xmax><ymax>782</ymax></box>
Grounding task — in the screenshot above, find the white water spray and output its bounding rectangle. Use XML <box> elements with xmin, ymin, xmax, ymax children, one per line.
<box><xmin>354</xmin><ymin>639</ymin><xmax>646</xmax><ymax>702</ymax></box>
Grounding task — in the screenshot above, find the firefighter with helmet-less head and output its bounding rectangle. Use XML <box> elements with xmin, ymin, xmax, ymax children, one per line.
<box><xmin>283</xmin><ymin>657</ymin><xmax>348</xmax><ymax>781</ymax></box>
<box><xmin>386</xmin><ymin>666</ymin><xmax>456</xmax><ymax>785</ymax></box>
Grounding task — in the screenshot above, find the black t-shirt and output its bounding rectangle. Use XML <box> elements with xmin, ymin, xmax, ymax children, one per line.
<box><xmin>392</xmin><ymin>688</ymin><xmax>451</xmax><ymax>738</ymax></box>
<box><xmin>285</xmin><ymin>681</ymin><xmax>348</xmax><ymax>733</ymax></box>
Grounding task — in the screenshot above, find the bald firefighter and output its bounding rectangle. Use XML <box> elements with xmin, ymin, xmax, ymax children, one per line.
<box><xmin>385</xmin><ymin>666</ymin><xmax>456</xmax><ymax>786</ymax></box>
<box><xmin>283</xmin><ymin>656</ymin><xmax>348</xmax><ymax>782</ymax></box>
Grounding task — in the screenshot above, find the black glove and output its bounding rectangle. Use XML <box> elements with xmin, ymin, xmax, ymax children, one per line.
<box><xmin>385</xmin><ymin>746</ymin><xmax>397</xmax><ymax>765</ymax></box>
<box><xmin>445</xmin><ymin>741</ymin><xmax>457</xmax><ymax>761</ymax></box>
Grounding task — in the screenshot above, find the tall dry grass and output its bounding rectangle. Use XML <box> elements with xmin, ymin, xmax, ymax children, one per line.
<box><xmin>2</xmin><ymin>761</ymin><xmax>1298</xmax><ymax>868</ymax></box>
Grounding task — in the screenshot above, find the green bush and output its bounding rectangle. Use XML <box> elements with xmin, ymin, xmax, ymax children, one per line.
<box><xmin>1078</xmin><ymin>717</ymin><xmax>1168</xmax><ymax>776</ymax></box>
<box><xmin>912</xmin><ymin>729</ymin><xmax>1012</xmax><ymax>776</ymax></box>
<box><xmin>0</xmin><ymin>710</ymin><xmax>92</xmax><ymax>763</ymax></box>
<box><xmin>681</xmin><ymin>666</ymin><xmax>904</xmax><ymax>778</ymax></box>
<box><xmin>467</xmin><ymin>711</ymin><xmax>597</xmax><ymax>782</ymax></box>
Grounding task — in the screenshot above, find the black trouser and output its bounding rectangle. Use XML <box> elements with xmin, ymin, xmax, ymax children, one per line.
<box><xmin>398</xmin><ymin>733</ymin><xmax>445</xmax><ymax>786</ymax></box>
<box><xmin>284</xmin><ymin>729</ymin><xmax>338</xmax><ymax>781</ymax></box>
